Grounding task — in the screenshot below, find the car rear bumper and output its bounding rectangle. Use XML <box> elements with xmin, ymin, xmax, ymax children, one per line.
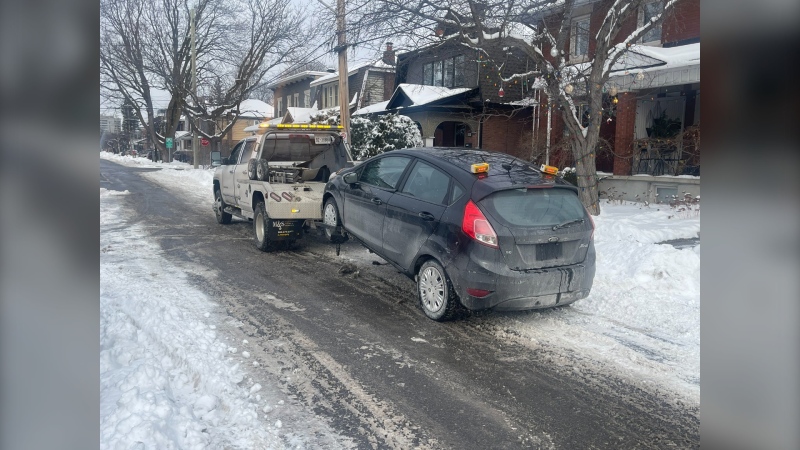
<box><xmin>452</xmin><ymin>244</ymin><xmax>595</xmax><ymax>311</ymax></box>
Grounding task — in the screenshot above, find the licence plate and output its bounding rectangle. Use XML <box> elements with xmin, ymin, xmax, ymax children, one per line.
<box><xmin>314</xmin><ymin>136</ymin><xmax>333</xmax><ymax>145</ymax></box>
<box><xmin>536</xmin><ymin>242</ymin><xmax>562</xmax><ymax>261</ymax></box>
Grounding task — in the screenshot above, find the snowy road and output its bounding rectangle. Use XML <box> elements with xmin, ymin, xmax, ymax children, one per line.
<box><xmin>100</xmin><ymin>155</ymin><xmax>699</xmax><ymax>449</ymax></box>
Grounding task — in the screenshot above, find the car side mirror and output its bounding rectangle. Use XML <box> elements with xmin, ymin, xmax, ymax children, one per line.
<box><xmin>343</xmin><ymin>172</ymin><xmax>358</xmax><ymax>184</ymax></box>
<box><xmin>211</xmin><ymin>151</ymin><xmax>222</xmax><ymax>167</ymax></box>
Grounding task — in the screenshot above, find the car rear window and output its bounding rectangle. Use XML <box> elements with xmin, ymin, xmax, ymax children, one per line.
<box><xmin>480</xmin><ymin>188</ymin><xmax>586</xmax><ymax>227</ymax></box>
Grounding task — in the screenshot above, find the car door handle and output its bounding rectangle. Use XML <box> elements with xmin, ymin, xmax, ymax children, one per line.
<box><xmin>418</xmin><ymin>212</ymin><xmax>435</xmax><ymax>221</ymax></box>
<box><xmin>371</xmin><ymin>197</ymin><xmax>383</xmax><ymax>205</ymax></box>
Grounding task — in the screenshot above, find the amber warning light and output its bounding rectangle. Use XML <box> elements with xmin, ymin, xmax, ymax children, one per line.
<box><xmin>471</xmin><ymin>163</ymin><xmax>489</xmax><ymax>174</ymax></box>
<box><xmin>540</xmin><ymin>164</ymin><xmax>559</xmax><ymax>175</ymax></box>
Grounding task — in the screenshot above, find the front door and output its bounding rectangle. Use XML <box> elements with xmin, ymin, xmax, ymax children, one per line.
<box><xmin>342</xmin><ymin>155</ymin><xmax>411</xmax><ymax>252</ymax></box>
<box><xmin>233</xmin><ymin>139</ymin><xmax>257</xmax><ymax>209</ymax></box>
<box><xmin>221</xmin><ymin>141</ymin><xmax>245</xmax><ymax>203</ymax></box>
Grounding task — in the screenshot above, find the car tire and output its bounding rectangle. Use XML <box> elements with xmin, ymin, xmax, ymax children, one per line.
<box><xmin>417</xmin><ymin>259</ymin><xmax>460</xmax><ymax>321</ymax></box>
<box><xmin>247</xmin><ymin>159</ymin><xmax>257</xmax><ymax>180</ymax></box>
<box><xmin>256</xmin><ymin>159</ymin><xmax>268</xmax><ymax>181</ymax></box>
<box><xmin>322</xmin><ymin>197</ymin><xmax>347</xmax><ymax>243</ymax></box>
<box><xmin>317</xmin><ymin>166</ymin><xmax>330</xmax><ymax>182</ymax></box>
<box><xmin>214</xmin><ymin>188</ymin><xmax>232</xmax><ymax>224</ymax></box>
<box><xmin>253</xmin><ymin>201</ymin><xmax>274</xmax><ymax>252</ymax></box>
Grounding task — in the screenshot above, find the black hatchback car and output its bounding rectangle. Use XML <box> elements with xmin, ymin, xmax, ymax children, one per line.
<box><xmin>322</xmin><ymin>148</ymin><xmax>595</xmax><ymax>321</ymax></box>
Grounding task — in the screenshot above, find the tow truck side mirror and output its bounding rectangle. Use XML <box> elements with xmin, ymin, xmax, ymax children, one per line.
<box><xmin>211</xmin><ymin>151</ymin><xmax>222</xmax><ymax>166</ymax></box>
<box><xmin>343</xmin><ymin>172</ymin><xmax>358</xmax><ymax>184</ymax></box>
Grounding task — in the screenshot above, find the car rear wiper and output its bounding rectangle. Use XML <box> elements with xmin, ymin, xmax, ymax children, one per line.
<box><xmin>552</xmin><ymin>218</ymin><xmax>584</xmax><ymax>231</ymax></box>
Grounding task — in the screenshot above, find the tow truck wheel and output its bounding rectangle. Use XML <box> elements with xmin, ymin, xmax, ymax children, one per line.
<box><xmin>256</xmin><ymin>159</ymin><xmax>268</xmax><ymax>181</ymax></box>
<box><xmin>253</xmin><ymin>201</ymin><xmax>274</xmax><ymax>252</ymax></box>
<box><xmin>247</xmin><ymin>159</ymin><xmax>257</xmax><ymax>180</ymax></box>
<box><xmin>323</xmin><ymin>197</ymin><xmax>346</xmax><ymax>243</ymax></box>
<box><xmin>214</xmin><ymin>188</ymin><xmax>232</xmax><ymax>224</ymax></box>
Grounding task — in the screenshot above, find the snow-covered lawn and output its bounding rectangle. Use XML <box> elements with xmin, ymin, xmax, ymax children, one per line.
<box><xmin>101</xmin><ymin>152</ymin><xmax>700</xmax><ymax>447</ymax></box>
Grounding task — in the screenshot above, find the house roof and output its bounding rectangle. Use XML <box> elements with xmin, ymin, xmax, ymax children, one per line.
<box><xmin>353</xmin><ymin>100</ymin><xmax>390</xmax><ymax>116</ymax></box>
<box><xmin>284</xmin><ymin>107</ymin><xmax>319</xmax><ymax>124</ymax></box>
<box><xmin>236</xmin><ymin>99</ymin><xmax>273</xmax><ymax>119</ymax></box>
<box><xmin>385</xmin><ymin>84</ymin><xmax>476</xmax><ymax>110</ymax></box>
<box><xmin>309</xmin><ymin>60</ymin><xmax>395</xmax><ymax>87</ymax></box>
<box><xmin>264</xmin><ymin>71</ymin><xmax>329</xmax><ymax>90</ymax></box>
<box><xmin>607</xmin><ymin>43</ymin><xmax>700</xmax><ymax>90</ymax></box>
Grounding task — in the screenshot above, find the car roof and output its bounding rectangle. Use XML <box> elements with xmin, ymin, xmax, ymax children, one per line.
<box><xmin>391</xmin><ymin>147</ymin><xmax>575</xmax><ymax>197</ymax></box>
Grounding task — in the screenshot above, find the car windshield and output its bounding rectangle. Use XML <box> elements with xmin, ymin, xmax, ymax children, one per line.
<box><xmin>480</xmin><ymin>188</ymin><xmax>586</xmax><ymax>228</ymax></box>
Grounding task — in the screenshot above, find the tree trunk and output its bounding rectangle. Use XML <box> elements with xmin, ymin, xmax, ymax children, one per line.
<box><xmin>572</xmin><ymin>138</ymin><xmax>600</xmax><ymax>215</ymax></box>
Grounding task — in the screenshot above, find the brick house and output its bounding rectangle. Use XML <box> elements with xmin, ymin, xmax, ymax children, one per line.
<box><xmin>364</xmin><ymin>0</ymin><xmax>700</xmax><ymax>182</ymax></box>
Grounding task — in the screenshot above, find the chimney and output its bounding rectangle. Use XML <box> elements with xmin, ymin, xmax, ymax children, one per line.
<box><xmin>382</xmin><ymin>42</ymin><xmax>396</xmax><ymax>65</ymax></box>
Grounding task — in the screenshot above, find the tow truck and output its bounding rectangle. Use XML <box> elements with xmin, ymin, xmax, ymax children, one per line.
<box><xmin>212</xmin><ymin>123</ymin><xmax>353</xmax><ymax>251</ymax></box>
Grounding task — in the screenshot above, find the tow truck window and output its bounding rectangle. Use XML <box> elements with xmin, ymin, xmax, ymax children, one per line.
<box><xmin>228</xmin><ymin>141</ymin><xmax>244</xmax><ymax>164</ymax></box>
<box><xmin>242</xmin><ymin>140</ymin><xmax>256</xmax><ymax>161</ymax></box>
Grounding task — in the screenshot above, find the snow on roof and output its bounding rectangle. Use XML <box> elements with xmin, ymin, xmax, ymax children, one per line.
<box><xmin>391</xmin><ymin>84</ymin><xmax>473</xmax><ymax>107</ymax></box>
<box><xmin>309</xmin><ymin>60</ymin><xmax>395</xmax><ymax>87</ymax></box>
<box><xmin>353</xmin><ymin>100</ymin><xmax>389</xmax><ymax>116</ymax></box>
<box><xmin>264</xmin><ymin>71</ymin><xmax>329</xmax><ymax>90</ymax></box>
<box><xmin>607</xmin><ymin>43</ymin><xmax>700</xmax><ymax>89</ymax></box>
<box><xmin>626</xmin><ymin>43</ymin><xmax>700</xmax><ymax>71</ymax></box>
<box><xmin>236</xmin><ymin>99</ymin><xmax>274</xmax><ymax>119</ymax></box>
<box><xmin>285</xmin><ymin>107</ymin><xmax>319</xmax><ymax>124</ymax></box>
<box><xmin>174</xmin><ymin>130</ymin><xmax>191</xmax><ymax>140</ymax></box>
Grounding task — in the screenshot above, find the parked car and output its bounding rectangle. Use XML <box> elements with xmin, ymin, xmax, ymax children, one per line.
<box><xmin>322</xmin><ymin>148</ymin><xmax>596</xmax><ymax>321</ymax></box>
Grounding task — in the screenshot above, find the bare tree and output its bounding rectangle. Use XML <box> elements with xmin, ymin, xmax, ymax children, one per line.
<box><xmin>101</xmin><ymin>0</ymin><xmax>312</xmax><ymax>162</ymax></box>
<box><xmin>350</xmin><ymin>0</ymin><xmax>678</xmax><ymax>214</ymax></box>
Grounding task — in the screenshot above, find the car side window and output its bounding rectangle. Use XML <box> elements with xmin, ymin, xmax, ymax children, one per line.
<box><xmin>359</xmin><ymin>156</ymin><xmax>411</xmax><ymax>190</ymax></box>
<box><xmin>450</xmin><ymin>181</ymin><xmax>465</xmax><ymax>205</ymax></box>
<box><xmin>228</xmin><ymin>141</ymin><xmax>245</xmax><ymax>165</ymax></box>
<box><xmin>400</xmin><ymin>160</ymin><xmax>451</xmax><ymax>205</ymax></box>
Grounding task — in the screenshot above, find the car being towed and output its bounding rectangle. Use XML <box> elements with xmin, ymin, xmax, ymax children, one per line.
<box><xmin>322</xmin><ymin>148</ymin><xmax>596</xmax><ymax>321</ymax></box>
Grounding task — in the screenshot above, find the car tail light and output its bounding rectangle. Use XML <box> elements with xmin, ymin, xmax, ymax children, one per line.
<box><xmin>466</xmin><ymin>288</ymin><xmax>492</xmax><ymax>298</ymax></box>
<box><xmin>462</xmin><ymin>200</ymin><xmax>498</xmax><ymax>248</ymax></box>
<box><xmin>585</xmin><ymin>207</ymin><xmax>595</xmax><ymax>240</ymax></box>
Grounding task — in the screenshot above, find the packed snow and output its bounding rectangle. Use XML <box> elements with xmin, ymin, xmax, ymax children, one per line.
<box><xmin>101</xmin><ymin>152</ymin><xmax>700</xmax><ymax>447</ymax></box>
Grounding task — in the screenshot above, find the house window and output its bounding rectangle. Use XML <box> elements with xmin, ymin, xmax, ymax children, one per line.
<box><xmin>293</xmin><ymin>93</ymin><xmax>299</xmax><ymax>108</ymax></box>
<box><xmin>423</xmin><ymin>55</ymin><xmax>466</xmax><ymax>88</ymax></box>
<box><xmin>453</xmin><ymin>55</ymin><xmax>465</xmax><ymax>87</ymax></box>
<box><xmin>304</xmin><ymin>90</ymin><xmax>310</xmax><ymax>108</ymax></box>
<box><xmin>639</xmin><ymin>1</ymin><xmax>663</xmax><ymax>45</ymax></box>
<box><xmin>277</xmin><ymin>98</ymin><xmax>283</xmax><ymax>116</ymax></box>
<box><xmin>570</xmin><ymin>16</ymin><xmax>590</xmax><ymax>59</ymax></box>
<box><xmin>323</xmin><ymin>85</ymin><xmax>338</xmax><ymax>109</ymax></box>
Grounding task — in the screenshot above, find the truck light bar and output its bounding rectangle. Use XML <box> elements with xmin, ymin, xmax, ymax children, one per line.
<box><xmin>258</xmin><ymin>123</ymin><xmax>344</xmax><ymax>129</ymax></box>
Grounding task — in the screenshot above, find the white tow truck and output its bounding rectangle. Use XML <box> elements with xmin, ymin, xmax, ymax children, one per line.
<box><xmin>212</xmin><ymin>123</ymin><xmax>352</xmax><ymax>250</ymax></box>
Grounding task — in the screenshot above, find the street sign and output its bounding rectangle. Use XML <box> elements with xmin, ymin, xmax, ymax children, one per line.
<box><xmin>165</xmin><ymin>137</ymin><xmax>173</xmax><ymax>149</ymax></box>
<box><xmin>201</xmin><ymin>138</ymin><xmax>210</xmax><ymax>147</ymax></box>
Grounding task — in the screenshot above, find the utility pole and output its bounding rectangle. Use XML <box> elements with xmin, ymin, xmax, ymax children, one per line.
<box><xmin>336</xmin><ymin>0</ymin><xmax>350</xmax><ymax>140</ymax></box>
<box><xmin>191</xmin><ymin>8</ymin><xmax>199</xmax><ymax>168</ymax></box>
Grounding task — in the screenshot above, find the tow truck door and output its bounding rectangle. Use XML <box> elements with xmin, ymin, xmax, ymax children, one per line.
<box><xmin>220</xmin><ymin>140</ymin><xmax>245</xmax><ymax>204</ymax></box>
<box><xmin>233</xmin><ymin>139</ymin><xmax>258</xmax><ymax>208</ymax></box>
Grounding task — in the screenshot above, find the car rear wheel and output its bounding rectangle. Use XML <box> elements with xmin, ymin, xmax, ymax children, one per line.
<box><xmin>214</xmin><ymin>188</ymin><xmax>232</xmax><ymax>224</ymax></box>
<box><xmin>418</xmin><ymin>259</ymin><xmax>460</xmax><ymax>321</ymax></box>
<box><xmin>253</xmin><ymin>201</ymin><xmax>274</xmax><ymax>252</ymax></box>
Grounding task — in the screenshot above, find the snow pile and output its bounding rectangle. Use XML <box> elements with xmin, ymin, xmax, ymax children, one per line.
<box><xmin>496</xmin><ymin>202</ymin><xmax>700</xmax><ymax>401</ymax></box>
<box><xmin>100</xmin><ymin>187</ymin><xmax>284</xmax><ymax>449</ymax></box>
